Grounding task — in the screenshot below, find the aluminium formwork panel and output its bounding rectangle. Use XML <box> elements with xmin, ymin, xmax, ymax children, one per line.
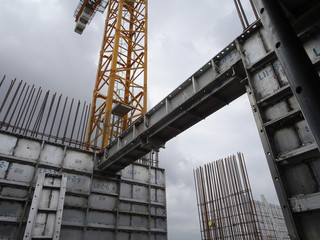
<box><xmin>0</xmin><ymin>132</ymin><xmax>167</xmax><ymax>240</ymax></box>
<box><xmin>237</xmin><ymin>20</ymin><xmax>320</xmax><ymax>239</ymax></box>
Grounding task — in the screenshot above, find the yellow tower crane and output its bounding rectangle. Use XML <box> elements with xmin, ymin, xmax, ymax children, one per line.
<box><xmin>74</xmin><ymin>0</ymin><xmax>148</xmax><ymax>150</ymax></box>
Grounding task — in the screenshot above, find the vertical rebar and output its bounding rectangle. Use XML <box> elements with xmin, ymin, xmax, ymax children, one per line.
<box><xmin>194</xmin><ymin>153</ymin><xmax>262</xmax><ymax>240</ymax></box>
<box><xmin>76</xmin><ymin>101</ymin><xmax>86</xmax><ymax>148</ymax></box>
<box><xmin>48</xmin><ymin>94</ymin><xmax>62</xmax><ymax>141</ymax></box>
<box><xmin>19</xmin><ymin>86</ymin><xmax>37</xmax><ymax>134</ymax></box>
<box><xmin>234</xmin><ymin>0</ymin><xmax>246</xmax><ymax>30</ymax></box>
<box><xmin>69</xmin><ymin>100</ymin><xmax>80</xmax><ymax>146</ymax></box>
<box><xmin>62</xmin><ymin>98</ymin><xmax>74</xmax><ymax>144</ymax></box>
<box><xmin>80</xmin><ymin>103</ymin><xmax>90</xmax><ymax>149</ymax></box>
<box><xmin>41</xmin><ymin>93</ymin><xmax>56</xmax><ymax>140</ymax></box>
<box><xmin>0</xmin><ymin>75</ymin><xmax>6</xmax><ymax>88</ymax></box>
<box><xmin>24</xmin><ymin>88</ymin><xmax>42</xmax><ymax>135</ymax></box>
<box><xmin>12</xmin><ymin>84</ymin><xmax>30</xmax><ymax>132</ymax></box>
<box><xmin>1</xmin><ymin>80</ymin><xmax>22</xmax><ymax>128</ymax></box>
<box><xmin>15</xmin><ymin>85</ymin><xmax>34</xmax><ymax>133</ymax></box>
<box><xmin>248</xmin><ymin>0</ymin><xmax>259</xmax><ymax>20</ymax></box>
<box><xmin>55</xmin><ymin>97</ymin><xmax>68</xmax><ymax>143</ymax></box>
<box><xmin>32</xmin><ymin>90</ymin><xmax>49</xmax><ymax>137</ymax></box>
<box><xmin>6</xmin><ymin>82</ymin><xmax>27</xmax><ymax>131</ymax></box>
<box><xmin>0</xmin><ymin>78</ymin><xmax>16</xmax><ymax>113</ymax></box>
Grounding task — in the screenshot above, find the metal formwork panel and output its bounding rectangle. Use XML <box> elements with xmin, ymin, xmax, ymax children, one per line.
<box><xmin>0</xmin><ymin>132</ymin><xmax>167</xmax><ymax>240</ymax></box>
<box><xmin>236</xmin><ymin>20</ymin><xmax>320</xmax><ymax>239</ymax></box>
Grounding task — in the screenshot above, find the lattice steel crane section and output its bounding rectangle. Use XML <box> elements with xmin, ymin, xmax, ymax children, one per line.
<box><xmin>74</xmin><ymin>0</ymin><xmax>147</xmax><ymax>150</ymax></box>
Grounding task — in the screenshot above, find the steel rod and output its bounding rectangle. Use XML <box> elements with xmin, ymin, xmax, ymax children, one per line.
<box><xmin>1</xmin><ymin>80</ymin><xmax>22</xmax><ymax>128</ymax></box>
<box><xmin>48</xmin><ymin>94</ymin><xmax>62</xmax><ymax>141</ymax></box>
<box><xmin>55</xmin><ymin>97</ymin><xmax>68</xmax><ymax>143</ymax></box>
<box><xmin>0</xmin><ymin>78</ymin><xmax>16</xmax><ymax>113</ymax></box>
<box><xmin>6</xmin><ymin>82</ymin><xmax>27</xmax><ymax>131</ymax></box>
<box><xmin>69</xmin><ymin>100</ymin><xmax>80</xmax><ymax>146</ymax></box>
<box><xmin>15</xmin><ymin>85</ymin><xmax>34</xmax><ymax>133</ymax></box>
<box><xmin>41</xmin><ymin>93</ymin><xmax>56</xmax><ymax>140</ymax></box>
<box><xmin>13</xmin><ymin>84</ymin><xmax>30</xmax><ymax>132</ymax></box>
<box><xmin>62</xmin><ymin>98</ymin><xmax>74</xmax><ymax>144</ymax></box>
<box><xmin>24</xmin><ymin>87</ymin><xmax>42</xmax><ymax>135</ymax></box>
<box><xmin>0</xmin><ymin>75</ymin><xmax>5</xmax><ymax>88</ymax></box>
<box><xmin>76</xmin><ymin>101</ymin><xmax>86</xmax><ymax>148</ymax></box>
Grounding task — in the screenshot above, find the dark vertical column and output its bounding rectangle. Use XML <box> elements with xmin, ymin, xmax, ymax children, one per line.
<box><xmin>254</xmin><ymin>0</ymin><xmax>320</xmax><ymax>150</ymax></box>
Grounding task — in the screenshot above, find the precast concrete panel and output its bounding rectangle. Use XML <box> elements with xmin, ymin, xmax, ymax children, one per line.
<box><xmin>0</xmin><ymin>132</ymin><xmax>167</xmax><ymax>239</ymax></box>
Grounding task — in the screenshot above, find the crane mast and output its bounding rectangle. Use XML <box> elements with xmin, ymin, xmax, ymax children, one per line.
<box><xmin>74</xmin><ymin>0</ymin><xmax>148</xmax><ymax>150</ymax></box>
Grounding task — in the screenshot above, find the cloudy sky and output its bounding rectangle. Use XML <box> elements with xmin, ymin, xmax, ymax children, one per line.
<box><xmin>0</xmin><ymin>1</ymin><xmax>279</xmax><ymax>239</ymax></box>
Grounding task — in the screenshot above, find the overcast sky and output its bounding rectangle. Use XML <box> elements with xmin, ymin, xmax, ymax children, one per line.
<box><xmin>0</xmin><ymin>1</ymin><xmax>279</xmax><ymax>239</ymax></box>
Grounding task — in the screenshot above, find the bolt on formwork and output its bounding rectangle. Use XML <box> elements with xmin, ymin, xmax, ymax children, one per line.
<box><xmin>193</xmin><ymin>153</ymin><xmax>262</xmax><ymax>240</ymax></box>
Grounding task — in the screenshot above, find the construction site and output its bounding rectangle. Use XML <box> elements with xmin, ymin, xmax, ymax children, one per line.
<box><xmin>0</xmin><ymin>0</ymin><xmax>320</xmax><ymax>239</ymax></box>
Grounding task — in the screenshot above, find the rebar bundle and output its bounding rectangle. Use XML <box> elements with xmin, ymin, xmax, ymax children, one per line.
<box><xmin>0</xmin><ymin>75</ymin><xmax>159</xmax><ymax>167</ymax></box>
<box><xmin>194</xmin><ymin>153</ymin><xmax>262</xmax><ymax>240</ymax></box>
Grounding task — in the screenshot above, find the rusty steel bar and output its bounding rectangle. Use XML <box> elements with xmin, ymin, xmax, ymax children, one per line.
<box><xmin>200</xmin><ymin>166</ymin><xmax>212</xmax><ymax>239</ymax></box>
<box><xmin>55</xmin><ymin>96</ymin><xmax>68</xmax><ymax>143</ymax></box>
<box><xmin>6</xmin><ymin>82</ymin><xmax>27</xmax><ymax>131</ymax></box>
<box><xmin>80</xmin><ymin>104</ymin><xmax>90</xmax><ymax>149</ymax></box>
<box><xmin>209</xmin><ymin>162</ymin><xmax>222</xmax><ymax>238</ymax></box>
<box><xmin>234</xmin><ymin>0</ymin><xmax>246</xmax><ymax>30</ymax></box>
<box><xmin>48</xmin><ymin>94</ymin><xmax>62</xmax><ymax>141</ymax></box>
<box><xmin>41</xmin><ymin>92</ymin><xmax>57</xmax><ymax>140</ymax></box>
<box><xmin>62</xmin><ymin>98</ymin><xmax>74</xmax><ymax>144</ymax></box>
<box><xmin>32</xmin><ymin>90</ymin><xmax>49</xmax><ymax>138</ymax></box>
<box><xmin>19</xmin><ymin>86</ymin><xmax>37</xmax><ymax>134</ymax></box>
<box><xmin>0</xmin><ymin>75</ymin><xmax>5</xmax><ymax>88</ymax></box>
<box><xmin>24</xmin><ymin>87</ymin><xmax>42</xmax><ymax>135</ymax></box>
<box><xmin>249</xmin><ymin>0</ymin><xmax>259</xmax><ymax>20</ymax></box>
<box><xmin>194</xmin><ymin>169</ymin><xmax>205</xmax><ymax>240</ymax></box>
<box><xmin>21</xmin><ymin>86</ymin><xmax>38</xmax><ymax>135</ymax></box>
<box><xmin>238</xmin><ymin>153</ymin><xmax>261</xmax><ymax>238</ymax></box>
<box><xmin>0</xmin><ymin>78</ymin><xmax>16</xmax><ymax>113</ymax></box>
<box><xmin>12</xmin><ymin>84</ymin><xmax>30</xmax><ymax>132</ymax></box>
<box><xmin>199</xmin><ymin>167</ymin><xmax>209</xmax><ymax>239</ymax></box>
<box><xmin>1</xmin><ymin>80</ymin><xmax>22</xmax><ymax>128</ymax></box>
<box><xmin>0</xmin><ymin>77</ymin><xmax>159</xmax><ymax>166</ymax></box>
<box><xmin>204</xmin><ymin>164</ymin><xmax>217</xmax><ymax>239</ymax></box>
<box><xmin>69</xmin><ymin>100</ymin><xmax>80</xmax><ymax>146</ymax></box>
<box><xmin>76</xmin><ymin>101</ymin><xmax>86</xmax><ymax>148</ymax></box>
<box><xmin>237</xmin><ymin>0</ymin><xmax>249</xmax><ymax>27</ymax></box>
<box><xmin>194</xmin><ymin>168</ymin><xmax>205</xmax><ymax>240</ymax></box>
<box><xmin>194</xmin><ymin>154</ymin><xmax>262</xmax><ymax>240</ymax></box>
<box><xmin>15</xmin><ymin>85</ymin><xmax>34</xmax><ymax>133</ymax></box>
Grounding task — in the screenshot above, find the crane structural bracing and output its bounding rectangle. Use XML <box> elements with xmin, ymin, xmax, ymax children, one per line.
<box><xmin>74</xmin><ymin>0</ymin><xmax>109</xmax><ymax>34</ymax></box>
<box><xmin>74</xmin><ymin>0</ymin><xmax>148</xmax><ymax>151</ymax></box>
